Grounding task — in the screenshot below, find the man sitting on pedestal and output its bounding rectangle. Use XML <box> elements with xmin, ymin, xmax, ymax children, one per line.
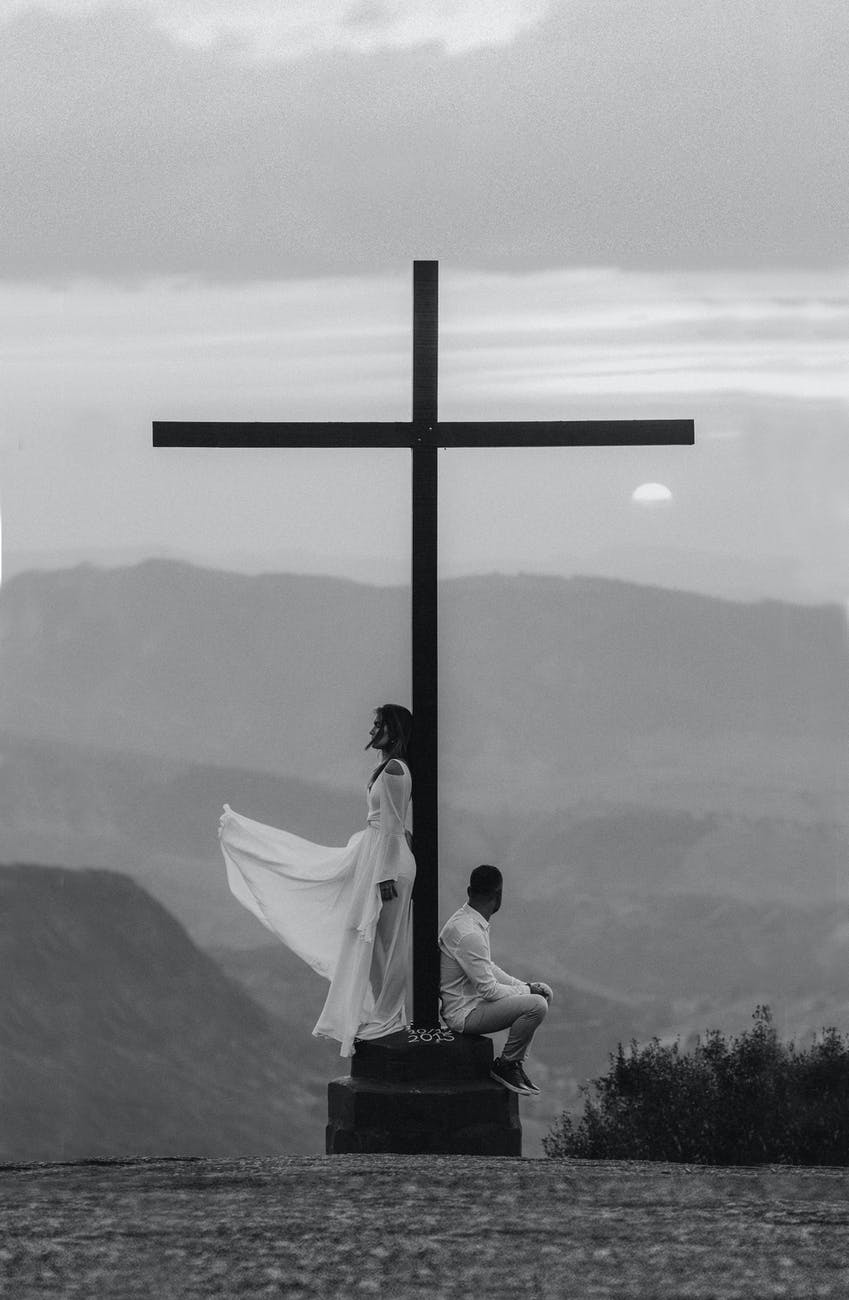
<box><xmin>438</xmin><ymin>864</ymin><xmax>553</xmax><ymax>1096</ymax></box>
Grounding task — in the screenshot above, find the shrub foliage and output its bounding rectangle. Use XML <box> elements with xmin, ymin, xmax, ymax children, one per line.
<box><xmin>544</xmin><ymin>1007</ymin><xmax>849</xmax><ymax>1165</ymax></box>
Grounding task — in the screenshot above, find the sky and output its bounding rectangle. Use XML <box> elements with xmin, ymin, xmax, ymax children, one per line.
<box><xmin>1</xmin><ymin>0</ymin><xmax>847</xmax><ymax>603</ymax></box>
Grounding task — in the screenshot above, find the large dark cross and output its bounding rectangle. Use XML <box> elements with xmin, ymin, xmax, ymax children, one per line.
<box><xmin>154</xmin><ymin>260</ymin><xmax>693</xmax><ymax>1028</ymax></box>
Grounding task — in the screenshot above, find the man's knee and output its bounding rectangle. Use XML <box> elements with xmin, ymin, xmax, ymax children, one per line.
<box><xmin>525</xmin><ymin>993</ymin><xmax>548</xmax><ymax>1023</ymax></box>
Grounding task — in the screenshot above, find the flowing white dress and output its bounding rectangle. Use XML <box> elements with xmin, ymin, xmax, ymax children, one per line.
<box><xmin>219</xmin><ymin>761</ymin><xmax>415</xmax><ymax>1057</ymax></box>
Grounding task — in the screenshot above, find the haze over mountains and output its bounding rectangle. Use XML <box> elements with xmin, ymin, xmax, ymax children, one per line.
<box><xmin>1</xmin><ymin>558</ymin><xmax>846</xmax><ymax>798</ymax></box>
<box><xmin>1</xmin><ymin>560</ymin><xmax>847</xmax><ymax>1157</ymax></box>
<box><xmin>1</xmin><ymin>559</ymin><xmax>847</xmax><ymax>934</ymax></box>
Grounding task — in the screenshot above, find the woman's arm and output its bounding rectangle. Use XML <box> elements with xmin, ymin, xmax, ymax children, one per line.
<box><xmin>376</xmin><ymin>760</ymin><xmax>412</xmax><ymax>899</ymax></box>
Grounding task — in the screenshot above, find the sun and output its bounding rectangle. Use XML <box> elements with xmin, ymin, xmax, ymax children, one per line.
<box><xmin>631</xmin><ymin>482</ymin><xmax>672</xmax><ymax>505</ymax></box>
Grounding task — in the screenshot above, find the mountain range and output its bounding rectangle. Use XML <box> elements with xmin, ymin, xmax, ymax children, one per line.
<box><xmin>1</xmin><ymin>560</ymin><xmax>847</xmax><ymax>1157</ymax></box>
<box><xmin>1</xmin><ymin>560</ymin><xmax>846</xmax><ymax>812</ymax></box>
<box><xmin>0</xmin><ymin>559</ymin><xmax>846</xmax><ymax>918</ymax></box>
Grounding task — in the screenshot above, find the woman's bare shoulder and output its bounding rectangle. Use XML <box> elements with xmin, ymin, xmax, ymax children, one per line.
<box><xmin>385</xmin><ymin>759</ymin><xmax>407</xmax><ymax>775</ymax></box>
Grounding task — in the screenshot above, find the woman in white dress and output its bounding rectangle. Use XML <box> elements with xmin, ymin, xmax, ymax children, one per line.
<box><xmin>219</xmin><ymin>704</ymin><xmax>415</xmax><ymax>1057</ymax></box>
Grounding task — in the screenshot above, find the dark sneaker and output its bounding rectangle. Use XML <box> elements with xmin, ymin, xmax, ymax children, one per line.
<box><xmin>518</xmin><ymin>1063</ymin><xmax>540</xmax><ymax>1094</ymax></box>
<box><xmin>490</xmin><ymin>1057</ymin><xmax>532</xmax><ymax>1095</ymax></box>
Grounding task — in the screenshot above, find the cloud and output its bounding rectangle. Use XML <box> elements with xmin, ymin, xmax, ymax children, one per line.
<box><xmin>2</xmin><ymin>265</ymin><xmax>848</xmax><ymax>599</ymax></box>
<box><xmin>1</xmin><ymin>1</ymin><xmax>847</xmax><ymax>280</ymax></box>
<box><xmin>3</xmin><ymin>267</ymin><xmax>846</xmax><ymax>433</ymax></box>
<box><xmin>0</xmin><ymin>0</ymin><xmax>551</xmax><ymax>57</ymax></box>
<box><xmin>438</xmin><ymin>267</ymin><xmax>849</xmax><ymax>410</ymax></box>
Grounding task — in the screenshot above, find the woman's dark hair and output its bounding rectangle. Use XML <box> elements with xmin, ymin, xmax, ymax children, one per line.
<box><xmin>369</xmin><ymin>704</ymin><xmax>413</xmax><ymax>789</ymax></box>
<box><xmin>376</xmin><ymin>703</ymin><xmax>413</xmax><ymax>769</ymax></box>
<box><xmin>468</xmin><ymin>864</ymin><xmax>503</xmax><ymax>899</ymax></box>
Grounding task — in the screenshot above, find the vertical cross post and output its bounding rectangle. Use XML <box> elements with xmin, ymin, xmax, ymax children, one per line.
<box><xmin>411</xmin><ymin>260</ymin><xmax>440</xmax><ymax>1026</ymax></box>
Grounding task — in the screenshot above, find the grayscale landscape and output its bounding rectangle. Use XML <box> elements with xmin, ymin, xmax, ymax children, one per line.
<box><xmin>1</xmin><ymin>560</ymin><xmax>847</xmax><ymax>1159</ymax></box>
<box><xmin>2</xmin><ymin>3</ymin><xmax>848</xmax><ymax>1293</ymax></box>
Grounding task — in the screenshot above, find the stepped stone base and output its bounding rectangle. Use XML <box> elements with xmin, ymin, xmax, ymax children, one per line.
<box><xmin>326</xmin><ymin>1031</ymin><xmax>521</xmax><ymax>1156</ymax></box>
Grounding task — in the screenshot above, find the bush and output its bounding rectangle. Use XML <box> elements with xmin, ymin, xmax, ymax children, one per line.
<box><xmin>544</xmin><ymin>1006</ymin><xmax>849</xmax><ymax>1165</ymax></box>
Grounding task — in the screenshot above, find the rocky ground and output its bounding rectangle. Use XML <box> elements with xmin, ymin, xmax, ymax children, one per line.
<box><xmin>3</xmin><ymin>1154</ymin><xmax>849</xmax><ymax>1298</ymax></box>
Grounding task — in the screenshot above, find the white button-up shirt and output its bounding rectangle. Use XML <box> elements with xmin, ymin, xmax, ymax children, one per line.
<box><xmin>438</xmin><ymin>901</ymin><xmax>528</xmax><ymax>1030</ymax></box>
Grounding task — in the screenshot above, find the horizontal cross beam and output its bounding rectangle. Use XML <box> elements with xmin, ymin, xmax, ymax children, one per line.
<box><xmin>154</xmin><ymin>419</ymin><xmax>694</xmax><ymax>449</ymax></box>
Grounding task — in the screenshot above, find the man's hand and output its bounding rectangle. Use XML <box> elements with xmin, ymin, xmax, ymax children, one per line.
<box><xmin>529</xmin><ymin>981</ymin><xmax>553</xmax><ymax>1002</ymax></box>
<box><xmin>378</xmin><ymin>880</ymin><xmax>398</xmax><ymax>902</ymax></box>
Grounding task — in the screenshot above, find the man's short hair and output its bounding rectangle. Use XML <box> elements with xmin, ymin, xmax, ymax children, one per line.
<box><xmin>468</xmin><ymin>864</ymin><xmax>503</xmax><ymax>898</ymax></box>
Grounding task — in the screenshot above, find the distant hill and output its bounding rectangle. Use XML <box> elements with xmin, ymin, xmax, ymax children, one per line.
<box><xmin>496</xmin><ymin>890</ymin><xmax>849</xmax><ymax>1004</ymax></box>
<box><xmin>0</xmin><ymin>561</ymin><xmax>846</xmax><ymax>812</ymax></box>
<box><xmin>0</xmin><ymin>562</ymin><xmax>407</xmax><ymax>791</ymax></box>
<box><xmin>0</xmin><ymin>731</ymin><xmax>366</xmax><ymax>948</ymax></box>
<box><xmin>0</xmin><ymin>730</ymin><xmax>846</xmax><ymax>963</ymax></box>
<box><xmin>0</xmin><ymin>864</ymin><xmax>330</xmax><ymax>1162</ymax></box>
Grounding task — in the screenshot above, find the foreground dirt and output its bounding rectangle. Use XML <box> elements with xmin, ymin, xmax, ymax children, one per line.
<box><xmin>2</xmin><ymin>1155</ymin><xmax>849</xmax><ymax>1298</ymax></box>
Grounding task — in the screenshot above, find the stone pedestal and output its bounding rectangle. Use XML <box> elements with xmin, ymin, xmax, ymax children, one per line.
<box><xmin>326</xmin><ymin>1031</ymin><xmax>521</xmax><ymax>1156</ymax></box>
